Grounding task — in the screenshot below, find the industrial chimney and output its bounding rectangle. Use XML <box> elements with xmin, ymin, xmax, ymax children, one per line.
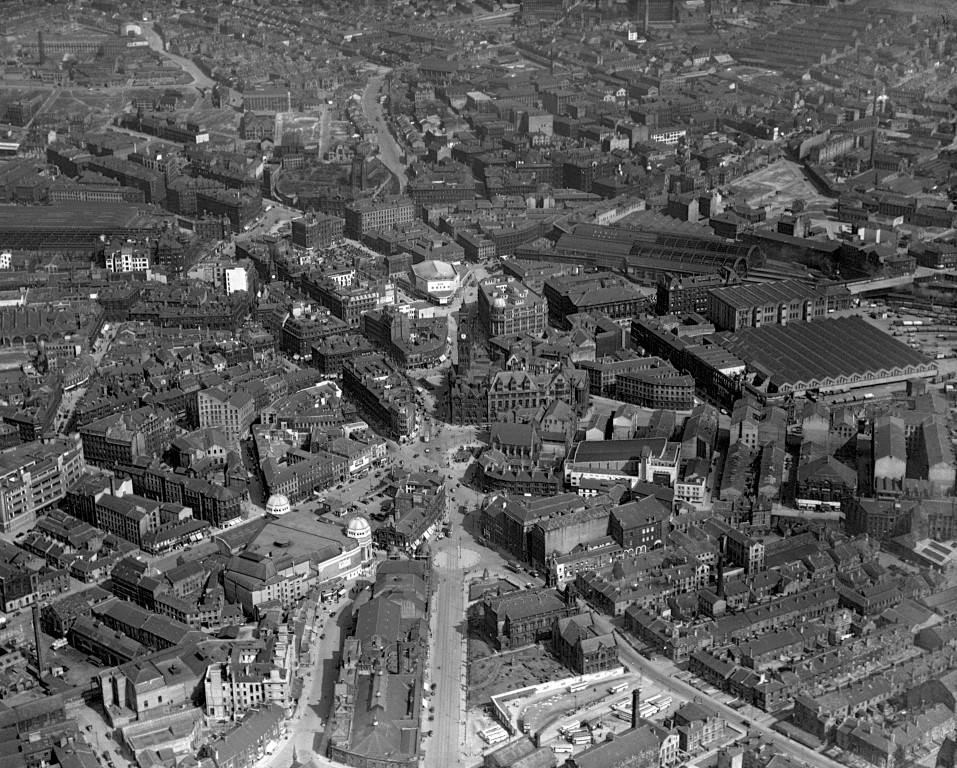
<box><xmin>33</xmin><ymin>605</ymin><xmax>45</xmax><ymax>678</ymax></box>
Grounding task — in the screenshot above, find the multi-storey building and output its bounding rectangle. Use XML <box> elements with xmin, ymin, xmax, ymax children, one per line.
<box><xmin>706</xmin><ymin>279</ymin><xmax>827</xmax><ymax>332</ymax></box>
<box><xmin>544</xmin><ymin>272</ymin><xmax>645</xmax><ymax>329</ymax></box>
<box><xmin>477</xmin><ymin>277</ymin><xmax>548</xmax><ymax>338</ymax></box>
<box><xmin>724</xmin><ymin>529</ymin><xmax>765</xmax><ymax>574</ymax></box>
<box><xmin>195</xmin><ymin>189</ymin><xmax>262</xmax><ymax>232</ymax></box>
<box><xmin>616</xmin><ymin>364</ymin><xmax>695</xmax><ymax>410</ymax></box>
<box><xmin>482</xmin><ymin>588</ymin><xmax>579</xmax><ymax>650</ymax></box>
<box><xmin>609</xmin><ymin>497</ymin><xmax>670</xmax><ymax>552</ymax></box>
<box><xmin>310</xmin><ymin>333</ymin><xmax>374</xmax><ymax>377</ymax></box>
<box><xmin>360</xmin><ymin>308</ymin><xmax>448</xmax><ymax>371</ymax></box>
<box><xmin>373</xmin><ymin>469</ymin><xmax>447</xmax><ymax>552</ymax></box>
<box><xmin>79</xmin><ymin>407</ymin><xmax>177</xmax><ymax>469</ymax></box>
<box><xmin>487</xmin><ymin>367</ymin><xmax>588</xmax><ymax>422</ymax></box>
<box><xmin>565</xmin><ymin>438</ymin><xmax>681</xmax><ymax>490</ymax></box>
<box><xmin>102</xmin><ymin>237</ymin><xmax>152</xmax><ymax>272</ymax></box>
<box><xmin>166</xmin><ymin>176</ymin><xmax>222</xmax><ymax>216</ymax></box>
<box><xmin>0</xmin><ymin>438</ymin><xmax>85</xmax><ymax>534</ymax></box>
<box><xmin>291</xmin><ymin>213</ymin><xmax>344</xmax><ymax>251</ymax></box>
<box><xmin>342</xmin><ymin>355</ymin><xmax>418</xmax><ymax>441</ymax></box>
<box><xmin>117</xmin><ymin>458</ymin><xmax>245</xmax><ymax>528</ymax></box>
<box><xmin>197</xmin><ymin>388</ymin><xmax>256</xmax><ymax>442</ymax></box>
<box><xmin>280</xmin><ymin>311</ymin><xmax>350</xmax><ymax>358</ymax></box>
<box><xmin>207</xmin><ymin>703</ymin><xmax>285</xmax><ymax>768</ymax></box>
<box><xmin>656</xmin><ymin>272</ymin><xmax>733</xmax><ymax>316</ymax></box>
<box><xmin>94</xmin><ymin>493</ymin><xmax>162</xmax><ymax>548</ymax></box>
<box><xmin>242</xmin><ymin>90</ymin><xmax>293</xmax><ymax>112</ymax></box>
<box><xmin>552</xmin><ymin>611</ymin><xmax>619</xmax><ymax>674</ymax></box>
<box><xmin>343</xmin><ymin>196</ymin><xmax>415</xmax><ymax>240</ymax></box>
<box><xmin>204</xmin><ymin>633</ymin><xmax>296</xmax><ymax>720</ymax></box>
<box><xmin>308</xmin><ymin>278</ymin><xmax>378</xmax><ymax>329</ymax></box>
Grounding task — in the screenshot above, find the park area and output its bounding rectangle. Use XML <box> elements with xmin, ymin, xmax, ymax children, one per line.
<box><xmin>726</xmin><ymin>158</ymin><xmax>832</xmax><ymax>216</ymax></box>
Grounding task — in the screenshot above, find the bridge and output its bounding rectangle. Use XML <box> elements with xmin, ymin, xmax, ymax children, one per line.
<box><xmin>845</xmin><ymin>267</ymin><xmax>957</xmax><ymax>295</ymax></box>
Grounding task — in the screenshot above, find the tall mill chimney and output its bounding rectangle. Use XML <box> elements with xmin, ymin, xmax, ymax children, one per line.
<box><xmin>631</xmin><ymin>686</ymin><xmax>642</xmax><ymax>729</ymax></box>
<box><xmin>33</xmin><ymin>605</ymin><xmax>45</xmax><ymax>678</ymax></box>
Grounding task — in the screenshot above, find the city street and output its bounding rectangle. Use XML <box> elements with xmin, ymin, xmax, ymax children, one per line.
<box><xmin>613</xmin><ymin>635</ymin><xmax>848</xmax><ymax>768</ymax></box>
<box><xmin>142</xmin><ymin>23</ymin><xmax>215</xmax><ymax>93</ymax></box>
<box><xmin>425</xmin><ymin>539</ymin><xmax>466</xmax><ymax>768</ymax></box>
<box><xmin>260</xmin><ymin>596</ymin><xmax>351</xmax><ymax>768</ymax></box>
<box><xmin>361</xmin><ymin>73</ymin><xmax>408</xmax><ymax>191</ymax></box>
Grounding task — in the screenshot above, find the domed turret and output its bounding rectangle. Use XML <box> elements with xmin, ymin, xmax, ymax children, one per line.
<box><xmin>265</xmin><ymin>494</ymin><xmax>291</xmax><ymax>516</ymax></box>
<box><xmin>345</xmin><ymin>514</ymin><xmax>372</xmax><ymax>545</ymax></box>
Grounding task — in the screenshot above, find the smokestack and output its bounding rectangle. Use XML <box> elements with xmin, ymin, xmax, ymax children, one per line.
<box><xmin>716</xmin><ymin>553</ymin><xmax>725</xmax><ymax>598</ymax></box>
<box><xmin>644</xmin><ymin>0</ymin><xmax>649</xmax><ymax>34</ymax></box>
<box><xmin>33</xmin><ymin>605</ymin><xmax>45</xmax><ymax>678</ymax></box>
<box><xmin>631</xmin><ymin>686</ymin><xmax>641</xmax><ymax>729</ymax></box>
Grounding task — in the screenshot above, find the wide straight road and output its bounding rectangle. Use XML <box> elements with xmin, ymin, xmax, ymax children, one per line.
<box><xmin>614</xmin><ymin>634</ymin><xmax>847</xmax><ymax>768</ymax></box>
<box><xmin>426</xmin><ymin>540</ymin><xmax>466</xmax><ymax>768</ymax></box>
<box><xmin>361</xmin><ymin>74</ymin><xmax>408</xmax><ymax>191</ymax></box>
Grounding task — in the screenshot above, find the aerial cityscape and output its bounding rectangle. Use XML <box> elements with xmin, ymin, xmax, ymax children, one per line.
<box><xmin>0</xmin><ymin>1</ymin><xmax>957</xmax><ymax>768</ymax></box>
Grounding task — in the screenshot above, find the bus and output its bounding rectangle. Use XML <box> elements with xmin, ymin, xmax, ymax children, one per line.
<box><xmin>645</xmin><ymin>694</ymin><xmax>662</xmax><ymax>705</ymax></box>
<box><xmin>553</xmin><ymin>745</ymin><xmax>573</xmax><ymax>755</ymax></box>
<box><xmin>559</xmin><ymin>720</ymin><xmax>580</xmax><ymax>735</ymax></box>
<box><xmin>572</xmin><ymin>735</ymin><xmax>592</xmax><ymax>746</ymax></box>
<box><xmin>564</xmin><ymin>729</ymin><xmax>587</xmax><ymax>742</ymax></box>
<box><xmin>480</xmin><ymin>726</ymin><xmax>507</xmax><ymax>744</ymax></box>
<box><xmin>568</xmin><ymin>682</ymin><xmax>588</xmax><ymax>693</ymax></box>
<box><xmin>506</xmin><ymin>562</ymin><xmax>522</xmax><ymax>574</ymax></box>
<box><xmin>657</xmin><ymin>697</ymin><xmax>673</xmax><ymax>710</ymax></box>
<box><xmin>608</xmin><ymin>682</ymin><xmax>628</xmax><ymax>695</ymax></box>
<box><xmin>616</xmin><ymin>711</ymin><xmax>632</xmax><ymax>722</ymax></box>
<box><xmin>639</xmin><ymin>705</ymin><xmax>656</xmax><ymax>719</ymax></box>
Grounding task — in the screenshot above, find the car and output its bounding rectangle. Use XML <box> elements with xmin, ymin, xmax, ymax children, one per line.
<box><xmin>320</xmin><ymin>634</ymin><xmax>326</xmax><ymax>640</ymax></box>
<box><xmin>86</xmin><ymin>725</ymin><xmax>94</xmax><ymax>732</ymax></box>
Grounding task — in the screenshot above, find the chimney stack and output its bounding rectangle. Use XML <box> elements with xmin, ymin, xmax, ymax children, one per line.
<box><xmin>631</xmin><ymin>686</ymin><xmax>642</xmax><ymax>729</ymax></box>
<box><xmin>716</xmin><ymin>553</ymin><xmax>725</xmax><ymax>598</ymax></box>
<box><xmin>33</xmin><ymin>605</ymin><xmax>45</xmax><ymax>678</ymax></box>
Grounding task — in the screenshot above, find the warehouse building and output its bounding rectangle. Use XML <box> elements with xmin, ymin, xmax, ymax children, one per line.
<box><xmin>714</xmin><ymin>316</ymin><xmax>937</xmax><ymax>400</ymax></box>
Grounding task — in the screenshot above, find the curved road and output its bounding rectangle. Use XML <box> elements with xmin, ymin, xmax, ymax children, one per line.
<box><xmin>361</xmin><ymin>74</ymin><xmax>408</xmax><ymax>192</ymax></box>
<box><xmin>142</xmin><ymin>23</ymin><xmax>215</xmax><ymax>93</ymax></box>
<box><xmin>613</xmin><ymin>634</ymin><xmax>847</xmax><ymax>768</ymax></box>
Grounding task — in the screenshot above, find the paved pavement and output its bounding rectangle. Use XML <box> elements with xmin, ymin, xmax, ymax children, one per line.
<box><xmin>361</xmin><ymin>74</ymin><xmax>408</xmax><ymax>191</ymax></box>
<box><xmin>613</xmin><ymin>633</ymin><xmax>847</xmax><ymax>768</ymax></box>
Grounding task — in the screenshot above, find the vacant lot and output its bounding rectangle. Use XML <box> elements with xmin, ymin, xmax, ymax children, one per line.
<box><xmin>467</xmin><ymin>643</ymin><xmax>567</xmax><ymax>708</ymax></box>
<box><xmin>46</xmin><ymin>89</ymin><xmax>129</xmax><ymax>128</ymax></box>
<box><xmin>727</xmin><ymin>159</ymin><xmax>832</xmax><ymax>216</ymax></box>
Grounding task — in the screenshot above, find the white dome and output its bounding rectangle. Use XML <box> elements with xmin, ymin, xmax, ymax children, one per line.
<box><xmin>345</xmin><ymin>515</ymin><xmax>372</xmax><ymax>543</ymax></box>
<box><xmin>265</xmin><ymin>494</ymin><xmax>291</xmax><ymax>516</ymax></box>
